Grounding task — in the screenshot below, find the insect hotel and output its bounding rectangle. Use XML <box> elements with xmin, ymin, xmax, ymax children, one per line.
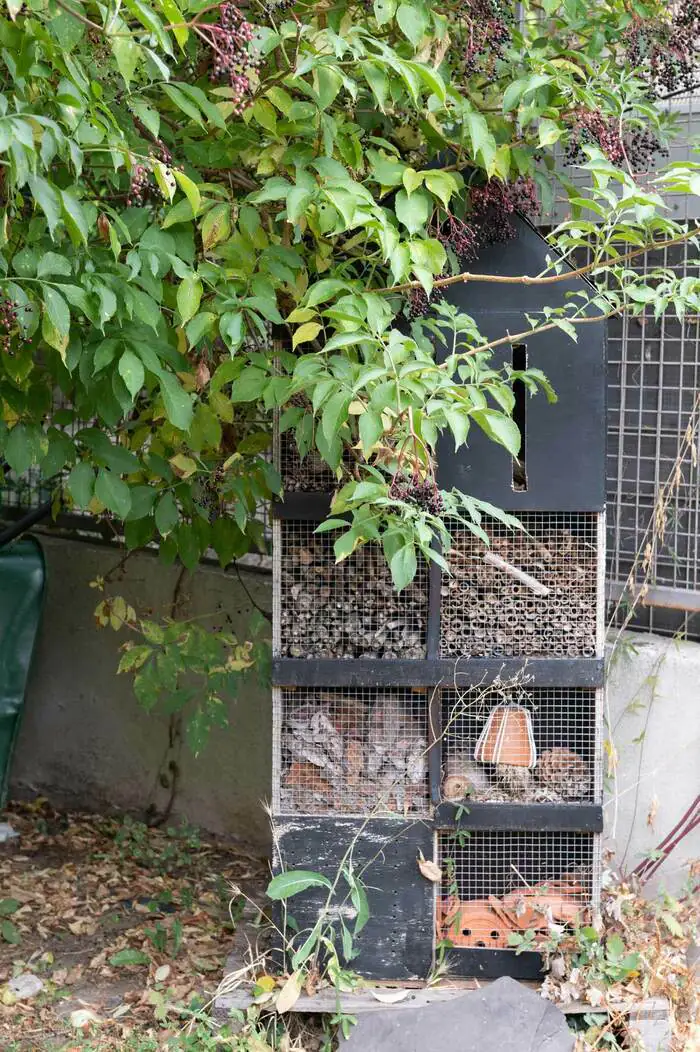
<box><xmin>271</xmin><ymin>215</ymin><xmax>606</xmax><ymax>981</ymax></box>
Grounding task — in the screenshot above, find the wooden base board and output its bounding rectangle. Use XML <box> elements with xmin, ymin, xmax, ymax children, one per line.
<box><xmin>213</xmin><ymin>957</ymin><xmax>670</xmax><ymax>1025</ymax></box>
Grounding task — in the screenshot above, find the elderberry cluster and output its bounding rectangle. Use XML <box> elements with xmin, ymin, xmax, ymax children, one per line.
<box><xmin>565</xmin><ymin>109</ymin><xmax>668</xmax><ymax>172</ymax></box>
<box><xmin>209</xmin><ymin>3</ymin><xmax>261</xmax><ymax>114</ymax></box>
<box><xmin>456</xmin><ymin>0</ymin><xmax>511</xmax><ymax>77</ymax></box>
<box><xmin>0</xmin><ymin>297</ymin><xmax>26</xmax><ymax>355</ymax></box>
<box><xmin>389</xmin><ymin>475</ymin><xmax>444</xmax><ymax>516</ymax></box>
<box><xmin>626</xmin><ymin>127</ymin><xmax>669</xmax><ymax>172</ymax></box>
<box><xmin>127</xmin><ymin>164</ymin><xmax>152</xmax><ymax>207</ymax></box>
<box><xmin>565</xmin><ymin>109</ymin><xmax>625</xmax><ymax>167</ymax></box>
<box><xmin>408</xmin><ymin>284</ymin><xmax>443</xmax><ymax>319</ymax></box>
<box><xmin>624</xmin><ymin>2</ymin><xmax>700</xmax><ymax>96</ymax></box>
<box><xmin>468</xmin><ymin>177</ymin><xmax>538</xmax><ymax>245</ymax></box>
<box><xmin>437</xmin><ymin>214</ymin><xmax>478</xmax><ymax>262</ymax></box>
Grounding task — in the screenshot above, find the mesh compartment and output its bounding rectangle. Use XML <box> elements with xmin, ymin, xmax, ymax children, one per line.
<box><xmin>441</xmin><ymin>687</ymin><xmax>601</xmax><ymax>804</ymax></box>
<box><xmin>437</xmin><ymin>831</ymin><xmax>595</xmax><ymax>950</ymax></box>
<box><xmin>277</xmin><ymin>429</ymin><xmax>338</xmax><ymax>493</ymax></box>
<box><xmin>275</xmin><ymin>520</ymin><xmax>428</xmax><ymax>659</ymax></box>
<box><xmin>275</xmin><ymin>687</ymin><xmax>430</xmax><ymax>815</ymax></box>
<box><xmin>440</xmin><ymin>513</ymin><xmax>601</xmax><ymax>658</ymax></box>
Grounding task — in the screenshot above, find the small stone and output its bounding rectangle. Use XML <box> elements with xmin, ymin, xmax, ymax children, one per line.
<box><xmin>0</xmin><ymin>822</ymin><xmax>19</xmax><ymax>843</ymax></box>
<box><xmin>8</xmin><ymin>973</ymin><xmax>44</xmax><ymax>1000</ymax></box>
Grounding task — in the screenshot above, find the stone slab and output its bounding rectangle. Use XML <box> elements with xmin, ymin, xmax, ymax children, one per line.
<box><xmin>340</xmin><ymin>976</ymin><xmax>573</xmax><ymax>1051</ymax></box>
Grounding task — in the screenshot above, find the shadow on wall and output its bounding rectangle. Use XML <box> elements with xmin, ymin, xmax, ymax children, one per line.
<box><xmin>9</xmin><ymin>534</ymin><xmax>273</xmax><ymax>852</ymax></box>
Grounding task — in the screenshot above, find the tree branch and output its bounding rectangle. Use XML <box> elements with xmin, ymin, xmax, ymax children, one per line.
<box><xmin>376</xmin><ymin>229</ymin><xmax>699</xmax><ymax>295</ymax></box>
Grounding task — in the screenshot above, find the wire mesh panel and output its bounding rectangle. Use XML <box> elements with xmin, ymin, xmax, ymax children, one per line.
<box><xmin>440</xmin><ymin>513</ymin><xmax>602</xmax><ymax>658</ymax></box>
<box><xmin>441</xmin><ymin>687</ymin><xmax>601</xmax><ymax>804</ymax></box>
<box><xmin>437</xmin><ymin>830</ymin><xmax>595</xmax><ymax>950</ymax></box>
<box><xmin>607</xmin><ymin>240</ymin><xmax>700</xmax><ymax>637</ymax></box>
<box><xmin>274</xmin><ymin>687</ymin><xmax>430</xmax><ymax>815</ymax></box>
<box><xmin>275</xmin><ymin>520</ymin><xmax>428</xmax><ymax>659</ymax></box>
<box><xmin>276</xmin><ymin>429</ymin><xmax>339</xmax><ymax>494</ymax></box>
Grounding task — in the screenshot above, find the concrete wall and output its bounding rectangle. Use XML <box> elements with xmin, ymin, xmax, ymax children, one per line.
<box><xmin>9</xmin><ymin>534</ymin><xmax>273</xmax><ymax>851</ymax></box>
<box><xmin>605</xmin><ymin>631</ymin><xmax>700</xmax><ymax>895</ymax></box>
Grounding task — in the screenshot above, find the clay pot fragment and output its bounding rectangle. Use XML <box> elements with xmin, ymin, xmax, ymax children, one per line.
<box><xmin>474</xmin><ymin>704</ymin><xmax>537</xmax><ymax>768</ymax></box>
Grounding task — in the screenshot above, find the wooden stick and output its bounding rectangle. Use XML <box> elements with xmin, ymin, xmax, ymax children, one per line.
<box><xmin>483</xmin><ymin>552</ymin><xmax>550</xmax><ymax>597</ymax></box>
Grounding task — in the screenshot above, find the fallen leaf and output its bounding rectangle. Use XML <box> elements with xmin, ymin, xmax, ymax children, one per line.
<box><xmin>154</xmin><ymin>964</ymin><xmax>171</xmax><ymax>983</ymax></box>
<box><xmin>369</xmin><ymin>989</ymin><xmax>410</xmax><ymax>1003</ymax></box>
<box><xmin>276</xmin><ymin>970</ymin><xmax>302</xmax><ymax>1014</ymax></box>
<box><xmin>69</xmin><ymin>1008</ymin><xmax>102</xmax><ymax>1029</ymax></box>
<box><xmin>417</xmin><ymin>850</ymin><xmax>442</xmax><ymax>883</ymax></box>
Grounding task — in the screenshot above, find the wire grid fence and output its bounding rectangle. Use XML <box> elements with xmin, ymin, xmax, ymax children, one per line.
<box><xmin>273</xmin><ymin>518</ymin><xmax>429</xmax><ymax>659</ymax></box>
<box><xmin>273</xmin><ymin>686</ymin><xmax>430</xmax><ymax>815</ymax></box>
<box><xmin>536</xmin><ymin>88</ymin><xmax>700</xmax><ymax>638</ymax></box>
<box><xmin>440</xmin><ymin>687</ymin><xmax>602</xmax><ymax>804</ymax></box>
<box><xmin>607</xmin><ymin>244</ymin><xmax>700</xmax><ymax>638</ymax></box>
<box><xmin>440</xmin><ymin>513</ymin><xmax>603</xmax><ymax>659</ymax></box>
<box><xmin>437</xmin><ymin>830</ymin><xmax>595</xmax><ymax>950</ymax></box>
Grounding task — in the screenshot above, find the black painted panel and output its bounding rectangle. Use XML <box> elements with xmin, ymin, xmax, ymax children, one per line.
<box><xmin>272</xmin><ymin>657</ymin><xmax>605</xmax><ymax>688</ymax></box>
<box><xmin>273</xmin><ymin>817</ymin><xmax>434</xmax><ymax>980</ymax></box>
<box><xmin>434</xmin><ymin>802</ymin><xmax>603</xmax><ymax>833</ymax></box>
<box><xmin>435</xmin><ymin>216</ymin><xmax>606</xmax><ymax>511</ymax></box>
<box><xmin>444</xmin><ymin>947</ymin><xmax>544</xmax><ymax>980</ymax></box>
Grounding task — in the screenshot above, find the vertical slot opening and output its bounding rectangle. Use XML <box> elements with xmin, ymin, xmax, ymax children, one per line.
<box><xmin>512</xmin><ymin>344</ymin><xmax>527</xmax><ymax>492</ymax></box>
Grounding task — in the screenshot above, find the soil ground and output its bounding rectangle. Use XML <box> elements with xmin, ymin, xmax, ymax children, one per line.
<box><xmin>0</xmin><ymin>801</ymin><xmax>267</xmax><ymax>1050</ymax></box>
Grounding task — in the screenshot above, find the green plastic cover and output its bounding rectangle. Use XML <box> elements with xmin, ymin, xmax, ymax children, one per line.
<box><xmin>0</xmin><ymin>537</ymin><xmax>45</xmax><ymax>807</ymax></box>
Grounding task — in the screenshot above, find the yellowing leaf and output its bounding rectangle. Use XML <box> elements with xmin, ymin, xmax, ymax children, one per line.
<box><xmin>169</xmin><ymin>453</ymin><xmax>197</xmax><ymax>478</ymax></box>
<box><xmin>256</xmin><ymin>974</ymin><xmax>277</xmax><ymax>993</ymax></box>
<box><xmin>292</xmin><ymin>322</ymin><xmax>322</xmax><ymax>349</ymax></box>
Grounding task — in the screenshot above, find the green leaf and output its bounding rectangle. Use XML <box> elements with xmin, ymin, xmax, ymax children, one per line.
<box><xmin>37</xmin><ymin>252</ymin><xmax>72</xmax><ymax>278</ymax></box>
<box><xmin>67</xmin><ymin>461</ymin><xmax>95</xmax><ymax>507</ymax></box>
<box><xmin>1</xmin><ymin>919</ymin><xmax>20</xmax><ymax>944</ymax></box>
<box><xmin>373</xmin><ymin>0</ymin><xmax>396</xmax><ymax>25</ymax></box>
<box><xmin>109</xmin><ymin>949</ymin><xmax>150</xmax><ymax>967</ymax></box>
<box><xmin>266</xmin><ymin>870</ymin><xmax>332</xmax><ymax>900</ymax></box>
<box><xmin>359</xmin><ymin>408</ymin><xmax>383</xmax><ymax>452</ymax></box>
<box><xmin>118</xmin><ymin>350</ymin><xmax>145</xmax><ymax>400</ymax></box>
<box><xmin>472</xmin><ymin>408</ymin><xmax>522</xmax><ymax>457</ymax></box>
<box><xmin>395</xmin><ymin>189</ymin><xmax>430</xmax><ymax>234</ymax></box>
<box><xmin>389</xmin><ymin>543</ymin><xmax>417</xmax><ymax>591</ymax></box>
<box><xmin>220</xmin><ymin>311</ymin><xmax>246</xmax><ymax>352</ymax></box>
<box><xmin>0</xmin><ymin>898</ymin><xmax>20</xmax><ymax>916</ymax></box>
<box><xmin>5</xmin><ymin>424</ymin><xmax>38</xmax><ymax>475</ymax></box>
<box><xmin>174</xmin><ymin>169</ymin><xmax>202</xmax><ymax>216</ymax></box>
<box><xmin>159</xmin><ymin>373</ymin><xmax>194</xmax><ymax>430</ymax></box>
<box><xmin>60</xmin><ymin>189</ymin><xmax>89</xmax><ymax>246</ymax></box>
<box><xmin>465</xmin><ymin>110</ymin><xmax>497</xmax><ymax>173</ymax></box>
<box><xmin>42</xmin><ymin>286</ymin><xmax>70</xmax><ymax>358</ymax></box>
<box><xmin>396</xmin><ymin>1</ymin><xmax>428</xmax><ymax>45</ymax></box>
<box><xmin>538</xmin><ymin>118</ymin><xmax>562</xmax><ymax>147</ymax></box>
<box><xmin>177</xmin><ymin>274</ymin><xmax>203</xmax><ymax>324</ymax></box>
<box><xmin>95</xmin><ymin>468</ymin><xmax>132</xmax><ymax>519</ymax></box>
<box><xmin>155</xmin><ymin>491</ymin><xmax>179</xmax><ymax>535</ymax></box>
<box><xmin>111</xmin><ymin>35</ymin><xmax>141</xmax><ymax>86</ymax></box>
<box><xmin>27</xmin><ymin>176</ymin><xmax>61</xmax><ymax>237</ymax></box>
<box><xmin>229</xmin><ymin>366</ymin><xmax>267</xmax><ymax>403</ymax></box>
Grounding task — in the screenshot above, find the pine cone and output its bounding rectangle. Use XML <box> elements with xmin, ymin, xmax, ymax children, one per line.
<box><xmin>537</xmin><ymin>748</ymin><xmax>591</xmax><ymax>801</ymax></box>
